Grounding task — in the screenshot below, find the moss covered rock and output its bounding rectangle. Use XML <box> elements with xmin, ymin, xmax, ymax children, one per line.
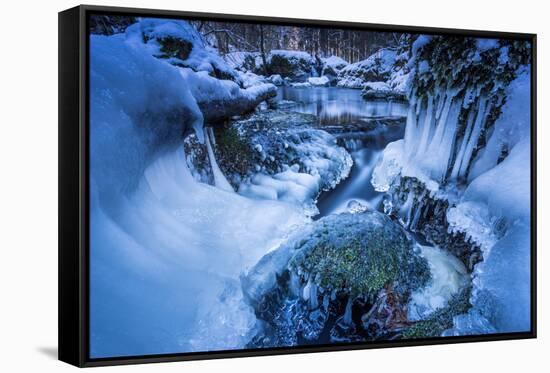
<box><xmin>401</xmin><ymin>286</ymin><xmax>472</xmax><ymax>339</ymax></box>
<box><xmin>246</xmin><ymin>211</ymin><xmax>432</xmax><ymax>348</ymax></box>
<box><xmin>289</xmin><ymin>212</ymin><xmax>430</xmax><ymax>299</ymax></box>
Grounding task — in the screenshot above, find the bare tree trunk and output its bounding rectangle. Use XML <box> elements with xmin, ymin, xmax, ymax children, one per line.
<box><xmin>259</xmin><ymin>25</ymin><xmax>269</xmax><ymax>75</ymax></box>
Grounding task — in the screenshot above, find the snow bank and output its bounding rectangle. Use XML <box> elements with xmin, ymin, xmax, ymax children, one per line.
<box><xmin>127</xmin><ymin>19</ymin><xmax>240</xmax><ymax>83</ymax></box>
<box><xmin>445</xmin><ymin>138</ymin><xmax>531</xmax><ymax>334</ymax></box>
<box><xmin>89</xmin><ymin>19</ymin><xmax>304</xmax><ymax>357</ymax></box>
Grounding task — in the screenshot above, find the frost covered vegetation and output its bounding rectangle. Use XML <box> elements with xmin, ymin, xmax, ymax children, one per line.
<box><xmin>89</xmin><ymin>15</ymin><xmax>532</xmax><ymax>358</ymax></box>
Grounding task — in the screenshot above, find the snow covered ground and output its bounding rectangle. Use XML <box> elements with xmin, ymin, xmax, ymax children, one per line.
<box><xmin>89</xmin><ymin>19</ymin><xmax>312</xmax><ymax>357</ymax></box>
<box><xmin>89</xmin><ymin>16</ymin><xmax>532</xmax><ymax>356</ymax></box>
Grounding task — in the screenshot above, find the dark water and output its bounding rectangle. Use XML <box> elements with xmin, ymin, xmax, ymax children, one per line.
<box><xmin>275</xmin><ymin>86</ymin><xmax>408</xmax><ymax>125</ymax></box>
<box><xmin>274</xmin><ymin>86</ymin><xmax>407</xmax><ymax>218</ymax></box>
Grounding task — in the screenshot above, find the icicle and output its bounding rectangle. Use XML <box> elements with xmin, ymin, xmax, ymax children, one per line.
<box><xmin>435</xmin><ymin>98</ymin><xmax>462</xmax><ymax>181</ymax></box>
<box><xmin>435</xmin><ymin>84</ymin><xmax>446</xmax><ymax>120</ymax></box>
<box><xmin>449</xmin><ymin>106</ymin><xmax>476</xmax><ymax>181</ymax></box>
<box><xmin>404</xmin><ymin>96</ymin><xmax>419</xmax><ymax>158</ymax></box>
<box><xmin>309</xmin><ymin>282</ymin><xmax>318</xmax><ymax>309</ymax></box>
<box><xmin>302</xmin><ymin>277</ymin><xmax>312</xmax><ymax>301</ymax></box>
<box><xmin>398</xmin><ymin>190</ymin><xmax>415</xmax><ymax>228</ymax></box>
<box><xmin>416</xmin><ymin>94</ymin><xmax>435</xmax><ymax>159</ymax></box>
<box><xmin>207</xmin><ymin>127</ymin><xmax>216</xmax><ymax>146</ymax></box>
<box><xmin>289</xmin><ymin>272</ymin><xmax>301</xmax><ymax>297</ymax></box>
<box><xmin>204</xmin><ymin>128</ymin><xmax>235</xmax><ymax>192</ymax></box>
<box><xmin>410</xmin><ymin>202</ymin><xmax>423</xmax><ymax>230</ymax></box>
<box><xmin>342</xmin><ymin>297</ymin><xmax>353</xmax><ymax>325</ymax></box>
<box><xmin>457</xmin><ymin>97</ymin><xmax>489</xmax><ymax>179</ymax></box>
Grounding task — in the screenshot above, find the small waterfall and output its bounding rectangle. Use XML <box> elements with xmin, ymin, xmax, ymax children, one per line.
<box><xmin>204</xmin><ymin>127</ymin><xmax>235</xmax><ymax>192</ymax></box>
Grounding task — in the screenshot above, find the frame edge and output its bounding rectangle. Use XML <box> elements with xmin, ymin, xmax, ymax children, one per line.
<box><xmin>58</xmin><ymin>5</ymin><xmax>86</xmax><ymax>368</ymax></box>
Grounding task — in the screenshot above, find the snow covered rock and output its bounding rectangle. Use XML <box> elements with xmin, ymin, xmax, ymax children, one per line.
<box><xmin>337</xmin><ymin>49</ymin><xmax>397</xmax><ymax>89</ymax></box>
<box><xmin>90</xmin><ymin>19</ymin><xmax>279</xmax><ymax>194</ymax></box>
<box><xmin>266</xmin><ymin>74</ymin><xmax>285</xmax><ymax>86</ymax></box>
<box><xmin>308</xmin><ymin>76</ymin><xmax>330</xmax><ymax>87</ymax></box>
<box><xmin>266</xmin><ymin>50</ymin><xmax>316</xmax><ymax>82</ymax></box>
<box><xmin>224</xmin><ymin>51</ymin><xmax>263</xmax><ymax>72</ymax></box>
<box><xmin>185</xmin><ymin>110</ymin><xmax>352</xmax><ymax>216</ymax></box>
<box><xmin>361</xmin><ymin>81</ymin><xmax>407</xmax><ymax>101</ymax></box>
<box><xmin>243</xmin><ymin>211</ymin><xmax>431</xmax><ymax>346</ymax></box>
<box><xmin>127</xmin><ymin>18</ymin><xmax>242</xmax><ymax>83</ymax></box>
<box><xmin>321</xmin><ymin>56</ymin><xmax>349</xmax><ymax>78</ymax></box>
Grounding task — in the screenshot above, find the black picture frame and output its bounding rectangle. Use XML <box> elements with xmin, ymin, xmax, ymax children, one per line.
<box><xmin>58</xmin><ymin>4</ymin><xmax>537</xmax><ymax>367</ymax></box>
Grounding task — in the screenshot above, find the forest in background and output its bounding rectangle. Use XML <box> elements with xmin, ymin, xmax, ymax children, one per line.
<box><xmin>90</xmin><ymin>15</ymin><xmax>405</xmax><ymax>64</ymax></box>
<box><xmin>190</xmin><ymin>21</ymin><xmax>404</xmax><ymax>63</ymax></box>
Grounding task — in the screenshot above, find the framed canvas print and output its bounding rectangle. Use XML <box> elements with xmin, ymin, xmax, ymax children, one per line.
<box><xmin>58</xmin><ymin>4</ymin><xmax>537</xmax><ymax>367</ymax></box>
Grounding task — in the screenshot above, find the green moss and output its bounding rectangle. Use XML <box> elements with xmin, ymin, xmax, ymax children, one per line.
<box><xmin>289</xmin><ymin>213</ymin><xmax>430</xmax><ymax>299</ymax></box>
<box><xmin>213</xmin><ymin>124</ymin><xmax>256</xmax><ymax>182</ymax></box>
<box><xmin>157</xmin><ymin>36</ymin><xmax>193</xmax><ymax>60</ymax></box>
<box><xmin>401</xmin><ymin>286</ymin><xmax>472</xmax><ymax>339</ymax></box>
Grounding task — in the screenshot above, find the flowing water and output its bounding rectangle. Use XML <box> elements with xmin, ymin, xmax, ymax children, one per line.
<box><xmin>246</xmin><ymin>86</ymin><xmax>471</xmax><ymax>346</ymax></box>
<box><xmin>275</xmin><ymin>86</ymin><xmax>407</xmax><ymax>217</ymax></box>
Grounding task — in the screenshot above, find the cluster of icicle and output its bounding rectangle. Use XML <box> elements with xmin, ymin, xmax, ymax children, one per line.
<box><xmin>403</xmin><ymin>81</ymin><xmax>500</xmax><ymax>186</ymax></box>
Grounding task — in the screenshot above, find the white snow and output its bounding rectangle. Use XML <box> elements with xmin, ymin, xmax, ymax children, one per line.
<box><xmin>444</xmin><ymin>74</ymin><xmax>531</xmax><ymax>335</ymax></box>
<box><xmin>337</xmin><ymin>49</ymin><xmax>397</xmax><ymax>89</ymax></box>
<box><xmin>238</xmin><ymin>129</ymin><xmax>352</xmax><ymax>216</ymax></box>
<box><xmin>308</xmin><ymin>76</ymin><xmax>330</xmax><ymax>86</ymax></box>
<box><xmin>268</xmin><ymin>49</ymin><xmax>314</xmax><ymax>64</ymax></box>
<box><xmin>322</xmin><ymin>55</ymin><xmax>348</xmax><ymax>68</ymax></box>
<box><xmin>89</xmin><ymin>21</ymin><xmax>309</xmax><ymax>357</ymax></box>
<box><xmin>126</xmin><ymin>19</ymin><xmax>239</xmax><ymax>83</ymax></box>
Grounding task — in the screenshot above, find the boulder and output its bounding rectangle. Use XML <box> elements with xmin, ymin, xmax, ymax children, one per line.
<box><xmin>266</xmin><ymin>50</ymin><xmax>316</xmax><ymax>82</ymax></box>
<box><xmin>245</xmin><ymin>211</ymin><xmax>431</xmax><ymax>347</ymax></box>
<box><xmin>337</xmin><ymin>49</ymin><xmax>397</xmax><ymax>89</ymax></box>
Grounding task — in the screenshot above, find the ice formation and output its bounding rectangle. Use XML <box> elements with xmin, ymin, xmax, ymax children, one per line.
<box><xmin>372</xmin><ymin>35</ymin><xmax>532</xmax><ymax>335</ymax></box>
<box><xmin>89</xmin><ymin>20</ymin><xmax>310</xmax><ymax>357</ymax></box>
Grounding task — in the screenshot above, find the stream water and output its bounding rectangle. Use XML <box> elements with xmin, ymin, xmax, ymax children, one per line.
<box><xmin>276</xmin><ymin>86</ymin><xmax>408</xmax><ymax>125</ymax></box>
<box><xmin>250</xmin><ymin>86</ymin><xmax>470</xmax><ymax>346</ymax></box>
<box><xmin>275</xmin><ymin>86</ymin><xmax>407</xmax><ymax>218</ymax></box>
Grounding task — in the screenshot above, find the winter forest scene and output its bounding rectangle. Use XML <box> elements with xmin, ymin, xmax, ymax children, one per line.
<box><xmin>88</xmin><ymin>14</ymin><xmax>532</xmax><ymax>358</ymax></box>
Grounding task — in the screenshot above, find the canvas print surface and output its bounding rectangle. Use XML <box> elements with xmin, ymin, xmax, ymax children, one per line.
<box><xmin>88</xmin><ymin>14</ymin><xmax>532</xmax><ymax>358</ymax></box>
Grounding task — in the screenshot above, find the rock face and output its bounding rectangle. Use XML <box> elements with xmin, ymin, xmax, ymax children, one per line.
<box><xmin>382</xmin><ymin>177</ymin><xmax>483</xmax><ymax>271</ymax></box>
<box><xmin>244</xmin><ymin>211</ymin><xmax>431</xmax><ymax>347</ymax></box>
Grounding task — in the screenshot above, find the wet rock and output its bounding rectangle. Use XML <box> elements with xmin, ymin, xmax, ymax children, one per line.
<box><xmin>246</xmin><ymin>211</ymin><xmax>431</xmax><ymax>347</ymax></box>
<box><xmin>383</xmin><ymin>177</ymin><xmax>483</xmax><ymax>271</ymax></box>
